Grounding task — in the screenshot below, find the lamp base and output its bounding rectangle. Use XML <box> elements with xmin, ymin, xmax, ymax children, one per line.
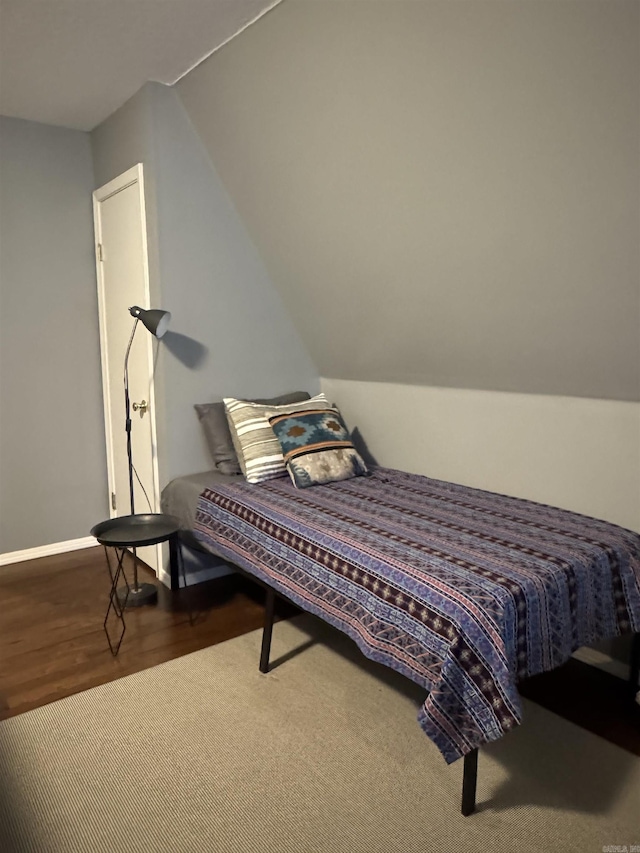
<box><xmin>117</xmin><ymin>582</ymin><xmax>158</xmax><ymax>608</ymax></box>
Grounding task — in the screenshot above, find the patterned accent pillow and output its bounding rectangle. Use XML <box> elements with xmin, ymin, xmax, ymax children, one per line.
<box><xmin>224</xmin><ymin>393</ymin><xmax>331</xmax><ymax>484</ymax></box>
<box><xmin>268</xmin><ymin>407</ymin><xmax>368</xmax><ymax>488</ymax></box>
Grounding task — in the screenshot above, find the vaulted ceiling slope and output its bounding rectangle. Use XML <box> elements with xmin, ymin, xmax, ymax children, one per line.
<box><xmin>0</xmin><ymin>0</ymin><xmax>279</xmax><ymax>130</ymax></box>
<box><xmin>177</xmin><ymin>0</ymin><xmax>640</xmax><ymax>402</ymax></box>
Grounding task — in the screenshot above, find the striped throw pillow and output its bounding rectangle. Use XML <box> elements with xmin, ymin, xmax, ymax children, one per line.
<box><xmin>224</xmin><ymin>393</ymin><xmax>330</xmax><ymax>484</ymax></box>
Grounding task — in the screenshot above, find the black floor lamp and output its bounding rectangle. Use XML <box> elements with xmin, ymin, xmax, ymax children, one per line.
<box><xmin>120</xmin><ymin>304</ymin><xmax>171</xmax><ymax>606</ymax></box>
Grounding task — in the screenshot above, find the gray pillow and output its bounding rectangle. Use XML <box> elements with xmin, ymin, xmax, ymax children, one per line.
<box><xmin>195</xmin><ymin>391</ymin><xmax>311</xmax><ymax>476</ymax></box>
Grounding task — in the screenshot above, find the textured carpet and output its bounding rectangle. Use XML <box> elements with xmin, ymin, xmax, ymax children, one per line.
<box><xmin>1</xmin><ymin>615</ymin><xmax>638</xmax><ymax>853</ymax></box>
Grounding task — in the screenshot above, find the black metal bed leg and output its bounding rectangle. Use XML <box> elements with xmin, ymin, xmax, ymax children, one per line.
<box><xmin>461</xmin><ymin>748</ymin><xmax>478</xmax><ymax>816</ymax></box>
<box><xmin>169</xmin><ymin>534</ymin><xmax>195</xmax><ymax>625</ymax></box>
<box><xmin>169</xmin><ymin>535</ymin><xmax>181</xmax><ymax>591</ymax></box>
<box><xmin>259</xmin><ymin>587</ymin><xmax>276</xmax><ymax>673</ymax></box>
<box><xmin>630</xmin><ymin>633</ymin><xmax>640</xmax><ymax>701</ymax></box>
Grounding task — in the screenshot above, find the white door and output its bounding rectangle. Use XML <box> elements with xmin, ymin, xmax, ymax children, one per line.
<box><xmin>93</xmin><ymin>164</ymin><xmax>161</xmax><ymax>572</ymax></box>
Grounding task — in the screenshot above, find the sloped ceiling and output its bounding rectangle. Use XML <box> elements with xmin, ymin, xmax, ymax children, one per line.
<box><xmin>177</xmin><ymin>0</ymin><xmax>640</xmax><ymax>402</ymax></box>
<box><xmin>0</xmin><ymin>0</ymin><xmax>279</xmax><ymax>130</ymax></box>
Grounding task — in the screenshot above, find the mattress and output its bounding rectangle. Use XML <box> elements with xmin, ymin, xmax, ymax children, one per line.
<box><xmin>160</xmin><ymin>469</ymin><xmax>243</xmax><ymax>552</ymax></box>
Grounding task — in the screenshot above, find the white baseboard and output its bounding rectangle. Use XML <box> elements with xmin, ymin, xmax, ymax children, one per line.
<box><xmin>157</xmin><ymin>563</ymin><xmax>234</xmax><ymax>589</ymax></box>
<box><xmin>0</xmin><ymin>536</ymin><xmax>98</xmax><ymax>567</ymax></box>
<box><xmin>572</xmin><ymin>646</ymin><xmax>631</xmax><ymax>682</ymax></box>
<box><xmin>574</xmin><ymin>647</ymin><xmax>640</xmax><ymax>706</ymax></box>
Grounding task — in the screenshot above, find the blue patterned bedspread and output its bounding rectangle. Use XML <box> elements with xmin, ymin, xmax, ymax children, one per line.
<box><xmin>194</xmin><ymin>468</ymin><xmax>640</xmax><ymax>763</ymax></box>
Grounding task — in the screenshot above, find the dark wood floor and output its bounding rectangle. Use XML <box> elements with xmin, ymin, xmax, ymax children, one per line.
<box><xmin>1</xmin><ymin>546</ymin><xmax>638</xmax><ymax>758</ymax></box>
<box><xmin>0</xmin><ymin>546</ymin><xmax>295</xmax><ymax>720</ymax></box>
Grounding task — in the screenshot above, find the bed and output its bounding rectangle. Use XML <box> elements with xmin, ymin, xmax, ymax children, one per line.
<box><xmin>170</xmin><ymin>464</ymin><xmax>640</xmax><ymax>814</ymax></box>
<box><xmin>162</xmin><ymin>391</ymin><xmax>640</xmax><ymax>814</ymax></box>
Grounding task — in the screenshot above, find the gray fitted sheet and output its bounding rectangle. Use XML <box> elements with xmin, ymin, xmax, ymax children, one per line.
<box><xmin>161</xmin><ymin>469</ymin><xmax>243</xmax><ymax>552</ymax></box>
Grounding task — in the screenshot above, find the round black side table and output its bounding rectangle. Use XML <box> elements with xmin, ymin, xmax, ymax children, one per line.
<box><xmin>91</xmin><ymin>513</ymin><xmax>184</xmax><ymax>655</ymax></box>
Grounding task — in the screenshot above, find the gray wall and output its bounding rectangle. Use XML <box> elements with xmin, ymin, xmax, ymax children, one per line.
<box><xmin>91</xmin><ymin>82</ymin><xmax>318</xmax><ymax>484</ymax></box>
<box><xmin>322</xmin><ymin>377</ymin><xmax>640</xmax><ymax>534</ymax></box>
<box><xmin>0</xmin><ymin>116</ymin><xmax>107</xmax><ymax>553</ymax></box>
<box><xmin>90</xmin><ymin>84</ymin><xmax>170</xmax><ymax>482</ymax></box>
<box><xmin>178</xmin><ymin>0</ymin><xmax>640</xmax><ymax>402</ymax></box>
<box><xmin>148</xmin><ymin>83</ymin><xmax>318</xmax><ymax>480</ymax></box>
<box><xmin>90</xmin><ymin>84</ymin><xmax>162</xmax><ymax>319</ymax></box>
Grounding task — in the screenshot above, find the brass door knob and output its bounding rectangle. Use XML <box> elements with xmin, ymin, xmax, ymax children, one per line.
<box><xmin>132</xmin><ymin>399</ymin><xmax>148</xmax><ymax>415</ymax></box>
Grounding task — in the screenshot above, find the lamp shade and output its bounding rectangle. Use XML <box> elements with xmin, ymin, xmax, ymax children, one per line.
<box><xmin>129</xmin><ymin>306</ymin><xmax>171</xmax><ymax>338</ymax></box>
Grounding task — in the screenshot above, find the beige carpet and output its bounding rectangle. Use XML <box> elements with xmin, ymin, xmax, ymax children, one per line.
<box><xmin>1</xmin><ymin>615</ymin><xmax>638</xmax><ymax>853</ymax></box>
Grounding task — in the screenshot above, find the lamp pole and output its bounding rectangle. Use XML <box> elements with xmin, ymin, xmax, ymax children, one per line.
<box><xmin>123</xmin><ymin>318</ymin><xmax>138</xmax><ymax>517</ymax></box>
<box><xmin>117</xmin><ymin>305</ymin><xmax>171</xmax><ymax>608</ymax></box>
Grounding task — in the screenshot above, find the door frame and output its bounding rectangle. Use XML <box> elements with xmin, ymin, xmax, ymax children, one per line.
<box><xmin>92</xmin><ymin>163</ymin><xmax>162</xmax><ymax>533</ymax></box>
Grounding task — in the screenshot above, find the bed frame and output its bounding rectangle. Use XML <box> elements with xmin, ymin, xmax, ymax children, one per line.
<box><xmin>169</xmin><ymin>554</ymin><xmax>640</xmax><ymax>817</ymax></box>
